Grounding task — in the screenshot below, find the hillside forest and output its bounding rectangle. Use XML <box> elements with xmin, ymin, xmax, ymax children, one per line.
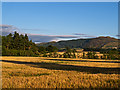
<box><xmin>1</xmin><ymin>31</ymin><xmax>120</xmax><ymax>60</ymax></box>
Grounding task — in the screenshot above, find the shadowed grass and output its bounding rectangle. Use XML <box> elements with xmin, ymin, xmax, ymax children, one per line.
<box><xmin>8</xmin><ymin>72</ymin><xmax>50</xmax><ymax>77</ymax></box>
<box><xmin>2</xmin><ymin>57</ymin><xmax>120</xmax><ymax>88</ymax></box>
<box><xmin>43</xmin><ymin>58</ymin><xmax>120</xmax><ymax>63</ymax></box>
<box><xmin>2</xmin><ymin>60</ymin><xmax>119</xmax><ymax>74</ymax></box>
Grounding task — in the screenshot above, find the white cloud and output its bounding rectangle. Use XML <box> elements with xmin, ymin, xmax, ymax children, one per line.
<box><xmin>28</xmin><ymin>34</ymin><xmax>79</xmax><ymax>42</ymax></box>
<box><xmin>0</xmin><ymin>25</ymin><xmax>20</xmax><ymax>36</ymax></box>
<box><xmin>0</xmin><ymin>25</ymin><xmax>80</xmax><ymax>42</ymax></box>
<box><xmin>0</xmin><ymin>24</ymin><xmax>97</xmax><ymax>42</ymax></box>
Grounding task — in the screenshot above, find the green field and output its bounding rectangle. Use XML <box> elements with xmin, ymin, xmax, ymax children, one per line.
<box><xmin>2</xmin><ymin>57</ymin><xmax>120</xmax><ymax>88</ymax></box>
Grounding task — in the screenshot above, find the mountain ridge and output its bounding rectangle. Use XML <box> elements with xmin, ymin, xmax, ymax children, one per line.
<box><xmin>37</xmin><ymin>36</ymin><xmax>118</xmax><ymax>49</ymax></box>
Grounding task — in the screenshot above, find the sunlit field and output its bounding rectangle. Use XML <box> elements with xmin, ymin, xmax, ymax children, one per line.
<box><xmin>2</xmin><ymin>57</ymin><xmax>120</xmax><ymax>88</ymax></box>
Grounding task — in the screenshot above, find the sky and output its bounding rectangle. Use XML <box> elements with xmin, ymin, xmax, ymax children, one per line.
<box><xmin>1</xmin><ymin>2</ymin><xmax>118</xmax><ymax>42</ymax></box>
<box><xmin>1</xmin><ymin>0</ymin><xmax>120</xmax><ymax>2</ymax></box>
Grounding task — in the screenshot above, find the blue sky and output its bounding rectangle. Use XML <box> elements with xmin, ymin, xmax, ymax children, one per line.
<box><xmin>1</xmin><ymin>2</ymin><xmax>118</xmax><ymax>42</ymax></box>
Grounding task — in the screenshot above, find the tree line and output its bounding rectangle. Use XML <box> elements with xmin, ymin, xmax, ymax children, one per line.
<box><xmin>2</xmin><ymin>31</ymin><xmax>120</xmax><ymax>60</ymax></box>
<box><xmin>2</xmin><ymin>32</ymin><xmax>58</xmax><ymax>56</ymax></box>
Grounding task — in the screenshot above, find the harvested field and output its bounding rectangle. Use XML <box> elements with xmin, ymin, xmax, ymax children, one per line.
<box><xmin>1</xmin><ymin>56</ymin><xmax>120</xmax><ymax>88</ymax></box>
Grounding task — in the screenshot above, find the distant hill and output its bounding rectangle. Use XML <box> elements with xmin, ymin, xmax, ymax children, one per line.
<box><xmin>102</xmin><ymin>42</ymin><xmax>118</xmax><ymax>49</ymax></box>
<box><xmin>37</xmin><ymin>36</ymin><xmax>118</xmax><ymax>49</ymax></box>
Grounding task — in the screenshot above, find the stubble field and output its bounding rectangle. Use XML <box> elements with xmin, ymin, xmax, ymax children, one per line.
<box><xmin>1</xmin><ymin>56</ymin><xmax>120</xmax><ymax>88</ymax></box>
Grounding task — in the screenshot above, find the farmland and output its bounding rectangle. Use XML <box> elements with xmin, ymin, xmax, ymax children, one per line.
<box><xmin>2</xmin><ymin>56</ymin><xmax>120</xmax><ymax>88</ymax></box>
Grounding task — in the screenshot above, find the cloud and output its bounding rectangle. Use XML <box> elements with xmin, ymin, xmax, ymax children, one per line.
<box><xmin>116</xmin><ymin>34</ymin><xmax>120</xmax><ymax>37</ymax></box>
<box><xmin>0</xmin><ymin>24</ymin><xmax>96</xmax><ymax>42</ymax></box>
<box><xmin>0</xmin><ymin>25</ymin><xmax>79</xmax><ymax>42</ymax></box>
<box><xmin>0</xmin><ymin>25</ymin><xmax>20</xmax><ymax>36</ymax></box>
<box><xmin>74</xmin><ymin>33</ymin><xmax>96</xmax><ymax>38</ymax></box>
<box><xmin>74</xmin><ymin>33</ymin><xmax>87</xmax><ymax>35</ymax></box>
<box><xmin>82</xmin><ymin>35</ymin><xmax>96</xmax><ymax>38</ymax></box>
<box><xmin>56</xmin><ymin>35</ymin><xmax>78</xmax><ymax>38</ymax></box>
<box><xmin>28</xmin><ymin>34</ymin><xmax>79</xmax><ymax>42</ymax></box>
<box><xmin>28</xmin><ymin>34</ymin><xmax>56</xmax><ymax>42</ymax></box>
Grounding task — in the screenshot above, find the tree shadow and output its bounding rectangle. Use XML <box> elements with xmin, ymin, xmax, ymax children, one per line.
<box><xmin>43</xmin><ymin>58</ymin><xmax>120</xmax><ymax>63</ymax></box>
<box><xmin>1</xmin><ymin>60</ymin><xmax>120</xmax><ymax>74</ymax></box>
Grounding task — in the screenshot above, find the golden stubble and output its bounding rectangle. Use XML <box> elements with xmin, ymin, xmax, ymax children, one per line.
<box><xmin>2</xmin><ymin>56</ymin><xmax>120</xmax><ymax>88</ymax></box>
